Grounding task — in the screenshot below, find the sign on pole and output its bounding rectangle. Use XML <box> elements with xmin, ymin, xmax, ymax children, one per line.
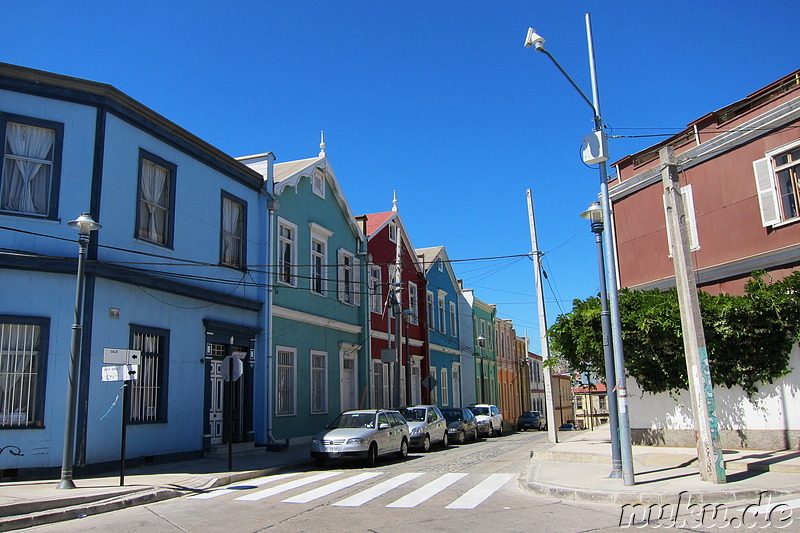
<box><xmin>221</xmin><ymin>355</ymin><xmax>243</xmax><ymax>382</ymax></box>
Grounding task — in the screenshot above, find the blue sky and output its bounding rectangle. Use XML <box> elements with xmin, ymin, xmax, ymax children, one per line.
<box><xmin>5</xmin><ymin>1</ymin><xmax>798</xmax><ymax>346</ymax></box>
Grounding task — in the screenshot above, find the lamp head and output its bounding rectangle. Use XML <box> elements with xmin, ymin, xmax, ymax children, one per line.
<box><xmin>68</xmin><ymin>213</ymin><xmax>102</xmax><ymax>236</ymax></box>
<box><xmin>524</xmin><ymin>28</ymin><xmax>546</xmax><ymax>51</ymax></box>
<box><xmin>580</xmin><ymin>202</ymin><xmax>604</xmax><ymax>233</ymax></box>
<box><xmin>476</xmin><ymin>335</ymin><xmax>486</xmax><ymax>348</ymax></box>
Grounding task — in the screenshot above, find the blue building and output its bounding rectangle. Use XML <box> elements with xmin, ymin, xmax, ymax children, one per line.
<box><xmin>239</xmin><ymin>141</ymin><xmax>369</xmax><ymax>444</ymax></box>
<box><xmin>0</xmin><ymin>63</ymin><xmax>273</xmax><ymax>476</ymax></box>
<box><xmin>415</xmin><ymin>246</ymin><xmax>469</xmax><ymax>408</ymax></box>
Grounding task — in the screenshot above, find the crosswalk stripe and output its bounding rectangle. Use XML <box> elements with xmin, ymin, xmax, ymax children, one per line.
<box><xmin>188</xmin><ymin>473</ymin><xmax>301</xmax><ymax>500</ymax></box>
<box><xmin>332</xmin><ymin>473</ymin><xmax>424</xmax><ymax>507</ymax></box>
<box><xmin>445</xmin><ymin>473</ymin><xmax>514</xmax><ymax>509</ymax></box>
<box><xmin>282</xmin><ymin>472</ymin><xmax>383</xmax><ymax>503</ymax></box>
<box><xmin>745</xmin><ymin>497</ymin><xmax>800</xmax><ymax>514</ymax></box>
<box><xmin>386</xmin><ymin>473</ymin><xmax>468</xmax><ymax>508</ymax></box>
<box><xmin>234</xmin><ymin>471</ymin><xmax>341</xmax><ymax>501</ymax></box>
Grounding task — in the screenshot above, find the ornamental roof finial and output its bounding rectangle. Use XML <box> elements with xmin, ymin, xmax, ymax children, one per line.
<box><xmin>319</xmin><ymin>130</ymin><xmax>326</xmax><ymax>157</ymax></box>
<box><xmin>392</xmin><ymin>190</ymin><xmax>398</xmax><ymax>212</ymax></box>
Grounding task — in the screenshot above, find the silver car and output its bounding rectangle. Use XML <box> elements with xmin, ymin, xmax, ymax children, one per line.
<box><xmin>400</xmin><ymin>405</ymin><xmax>448</xmax><ymax>451</ymax></box>
<box><xmin>310</xmin><ymin>409</ymin><xmax>410</xmax><ymax>467</ymax></box>
<box><xmin>469</xmin><ymin>404</ymin><xmax>504</xmax><ymax>437</ymax></box>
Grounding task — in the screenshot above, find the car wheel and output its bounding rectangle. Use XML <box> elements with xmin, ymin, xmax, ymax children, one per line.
<box><xmin>495</xmin><ymin>423</ymin><xmax>503</xmax><ymax>437</ymax></box>
<box><xmin>441</xmin><ymin>431</ymin><xmax>449</xmax><ymax>448</ymax></box>
<box><xmin>366</xmin><ymin>443</ymin><xmax>378</xmax><ymax>467</ymax></box>
<box><xmin>471</xmin><ymin>428</ymin><xmax>478</xmax><ymax>441</ymax></box>
<box><xmin>457</xmin><ymin>431</ymin><xmax>466</xmax><ymax>445</ymax></box>
<box><xmin>422</xmin><ymin>434</ymin><xmax>431</xmax><ymax>452</ymax></box>
<box><xmin>488</xmin><ymin>424</ymin><xmax>493</xmax><ymax>437</ymax></box>
<box><xmin>518</xmin><ymin>426</ymin><xmax>525</xmax><ymax>432</ymax></box>
<box><xmin>396</xmin><ymin>437</ymin><xmax>409</xmax><ymax>459</ymax></box>
<box><xmin>314</xmin><ymin>455</ymin><xmax>327</xmax><ymax>468</ymax></box>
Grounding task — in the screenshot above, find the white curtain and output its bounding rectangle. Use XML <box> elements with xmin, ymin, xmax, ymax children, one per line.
<box><xmin>221</xmin><ymin>197</ymin><xmax>241</xmax><ymax>265</ymax></box>
<box><xmin>2</xmin><ymin>123</ymin><xmax>55</xmax><ymax>215</ymax></box>
<box><xmin>0</xmin><ymin>323</ymin><xmax>40</xmax><ymax>426</ymax></box>
<box><xmin>139</xmin><ymin>159</ymin><xmax>168</xmax><ymax>242</ymax></box>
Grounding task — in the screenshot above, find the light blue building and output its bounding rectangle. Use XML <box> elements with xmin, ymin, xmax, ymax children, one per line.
<box><xmin>0</xmin><ymin>63</ymin><xmax>272</xmax><ymax>477</ymax></box>
<box><xmin>239</xmin><ymin>141</ymin><xmax>369</xmax><ymax>444</ymax></box>
<box><xmin>416</xmin><ymin>246</ymin><xmax>471</xmax><ymax>408</ymax></box>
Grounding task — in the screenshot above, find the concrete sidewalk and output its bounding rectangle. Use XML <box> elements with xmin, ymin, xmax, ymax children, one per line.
<box><xmin>0</xmin><ymin>445</ymin><xmax>314</xmax><ymax>532</ymax></box>
<box><xmin>523</xmin><ymin>426</ymin><xmax>800</xmax><ymax>505</ymax></box>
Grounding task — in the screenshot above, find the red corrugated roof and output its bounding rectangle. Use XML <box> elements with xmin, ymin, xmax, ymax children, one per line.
<box><xmin>573</xmin><ymin>383</ymin><xmax>608</xmax><ymax>393</ymax></box>
<box><xmin>362</xmin><ymin>211</ymin><xmax>395</xmax><ymax>237</ymax></box>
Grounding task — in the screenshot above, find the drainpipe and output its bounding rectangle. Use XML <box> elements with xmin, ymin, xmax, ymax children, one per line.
<box><xmin>263</xmin><ymin>153</ymin><xmax>277</xmax><ymax>444</ymax></box>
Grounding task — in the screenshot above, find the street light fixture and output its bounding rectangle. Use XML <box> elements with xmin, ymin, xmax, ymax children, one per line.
<box><xmin>476</xmin><ymin>335</ymin><xmax>486</xmax><ymax>403</ymax></box>
<box><xmin>58</xmin><ymin>213</ymin><xmax>101</xmax><ymax>489</ymax></box>
<box><xmin>525</xmin><ymin>15</ymin><xmax>635</xmax><ymax>485</ymax></box>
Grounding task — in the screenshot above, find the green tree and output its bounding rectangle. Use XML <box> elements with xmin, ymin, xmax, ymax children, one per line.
<box><xmin>548</xmin><ymin>271</ymin><xmax>800</xmax><ymax>396</ymax></box>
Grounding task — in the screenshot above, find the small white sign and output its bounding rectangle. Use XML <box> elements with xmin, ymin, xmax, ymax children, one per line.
<box><xmin>103</xmin><ymin>348</ymin><xmax>142</xmax><ymax>365</ymax></box>
<box><xmin>101</xmin><ymin>364</ymin><xmax>138</xmax><ymax>382</ymax></box>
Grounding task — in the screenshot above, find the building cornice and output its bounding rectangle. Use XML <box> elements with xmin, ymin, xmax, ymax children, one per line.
<box><xmin>273</xmin><ymin>305</ymin><xmax>362</xmax><ymax>335</ymax></box>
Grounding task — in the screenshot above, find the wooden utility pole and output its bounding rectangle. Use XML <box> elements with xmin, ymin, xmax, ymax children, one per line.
<box><xmin>660</xmin><ymin>146</ymin><xmax>726</xmax><ymax>484</ymax></box>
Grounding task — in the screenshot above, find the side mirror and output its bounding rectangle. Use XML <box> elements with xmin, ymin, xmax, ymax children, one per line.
<box><xmin>379</xmin><ymin>423</ymin><xmax>390</xmax><ymax>430</ymax></box>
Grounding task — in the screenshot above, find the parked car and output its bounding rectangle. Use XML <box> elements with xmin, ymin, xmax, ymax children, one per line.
<box><xmin>517</xmin><ymin>411</ymin><xmax>546</xmax><ymax>431</ymax></box>
<box><xmin>310</xmin><ymin>409</ymin><xmax>409</xmax><ymax>467</ymax></box>
<box><xmin>440</xmin><ymin>407</ymin><xmax>479</xmax><ymax>444</ymax></box>
<box><xmin>399</xmin><ymin>405</ymin><xmax>448</xmax><ymax>451</ymax></box>
<box><xmin>469</xmin><ymin>404</ymin><xmax>504</xmax><ymax>437</ymax></box>
<box><xmin>559</xmin><ymin>422</ymin><xmax>576</xmax><ymax>431</ymax></box>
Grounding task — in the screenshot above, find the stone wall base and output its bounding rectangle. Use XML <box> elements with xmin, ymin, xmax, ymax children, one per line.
<box><xmin>631</xmin><ymin>428</ymin><xmax>800</xmax><ymax>450</ymax></box>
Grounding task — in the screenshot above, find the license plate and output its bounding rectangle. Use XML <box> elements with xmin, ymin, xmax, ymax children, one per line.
<box><xmin>324</xmin><ymin>445</ymin><xmax>340</xmax><ymax>453</ymax></box>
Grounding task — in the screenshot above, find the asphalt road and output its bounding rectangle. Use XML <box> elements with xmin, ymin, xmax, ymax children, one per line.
<box><xmin>24</xmin><ymin>431</ymin><xmax>637</xmax><ymax>533</ymax></box>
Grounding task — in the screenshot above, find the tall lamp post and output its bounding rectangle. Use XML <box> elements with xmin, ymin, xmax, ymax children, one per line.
<box><xmin>58</xmin><ymin>213</ymin><xmax>102</xmax><ymax>489</ymax></box>
<box><xmin>525</xmin><ymin>15</ymin><xmax>635</xmax><ymax>485</ymax></box>
<box><xmin>476</xmin><ymin>335</ymin><xmax>486</xmax><ymax>403</ymax></box>
<box><xmin>580</xmin><ymin>202</ymin><xmax>622</xmax><ymax>477</ymax></box>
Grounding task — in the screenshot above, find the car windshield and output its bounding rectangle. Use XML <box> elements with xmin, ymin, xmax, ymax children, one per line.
<box><xmin>441</xmin><ymin>409</ymin><xmax>462</xmax><ymax>422</ymax></box>
<box><xmin>400</xmin><ymin>408</ymin><xmax>426</xmax><ymax>422</ymax></box>
<box><xmin>328</xmin><ymin>413</ymin><xmax>376</xmax><ymax>429</ymax></box>
<box><xmin>470</xmin><ymin>406</ymin><xmax>489</xmax><ymax>416</ymax></box>
<box><xmin>522</xmin><ymin>411</ymin><xmax>539</xmax><ymax>418</ymax></box>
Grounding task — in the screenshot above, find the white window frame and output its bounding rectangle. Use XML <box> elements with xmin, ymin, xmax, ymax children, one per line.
<box><xmin>310</xmin><ymin>350</ymin><xmax>328</xmax><ymax>414</ymax></box>
<box><xmin>312</xmin><ymin>167</ymin><xmax>325</xmax><ymax>199</ymax></box>
<box><xmin>449</xmin><ymin>301</ymin><xmax>457</xmax><ymax>337</ymax></box>
<box><xmin>426</xmin><ymin>291</ymin><xmax>435</xmax><ymax>330</ymax></box>
<box><xmin>430</xmin><ymin>366</ymin><xmax>438</xmax><ymax>405</ymax></box>
<box><xmin>437</xmin><ymin>292</ymin><xmax>447</xmax><ymax>334</ymax></box>
<box><xmin>754</xmin><ymin>140</ymin><xmax>800</xmax><ymax>227</ymax></box>
<box><xmin>369</xmin><ymin>265</ymin><xmax>383</xmax><ymax>314</ymax></box>
<box><xmin>440</xmin><ymin>367</ymin><xmax>449</xmax><ymax>407</ymax></box>
<box><xmin>277</xmin><ymin>217</ymin><xmax>297</xmax><ymax>287</ymax></box>
<box><xmin>388</xmin><ymin>221</ymin><xmax>398</xmax><ymax>243</ymax></box>
<box><xmin>451</xmin><ymin>363</ymin><xmax>461</xmax><ymax>408</ymax></box>
<box><xmin>276</xmin><ymin>346</ymin><xmax>297</xmax><ymax>416</ymax></box>
<box><xmin>338</xmin><ymin>249</ymin><xmax>360</xmax><ymax>306</ymax></box>
<box><xmin>309</xmin><ymin>223</ymin><xmax>332</xmax><ymax>297</ymax></box>
<box><xmin>408</xmin><ymin>282</ymin><xmax>418</xmax><ymax>325</ymax></box>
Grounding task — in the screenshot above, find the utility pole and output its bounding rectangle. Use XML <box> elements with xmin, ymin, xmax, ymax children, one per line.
<box><xmin>660</xmin><ymin>146</ymin><xmax>726</xmax><ymax>484</ymax></box>
<box><xmin>526</xmin><ymin>189</ymin><xmax>557</xmax><ymax>443</ymax></box>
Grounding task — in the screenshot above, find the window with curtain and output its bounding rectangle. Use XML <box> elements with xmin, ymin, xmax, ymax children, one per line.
<box><xmin>1</xmin><ymin>116</ymin><xmax>62</xmax><ymax>218</ymax></box>
<box><xmin>129</xmin><ymin>326</ymin><xmax>169</xmax><ymax>423</ymax></box>
<box><xmin>0</xmin><ymin>317</ymin><xmax>48</xmax><ymax>428</ymax></box>
<box><xmin>136</xmin><ymin>151</ymin><xmax>175</xmax><ymax>246</ymax></box>
<box><xmin>221</xmin><ymin>193</ymin><xmax>246</xmax><ymax>268</ymax></box>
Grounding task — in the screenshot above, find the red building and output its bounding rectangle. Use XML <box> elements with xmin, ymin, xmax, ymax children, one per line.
<box><xmin>357</xmin><ymin>200</ymin><xmax>429</xmax><ymax>408</ymax></box>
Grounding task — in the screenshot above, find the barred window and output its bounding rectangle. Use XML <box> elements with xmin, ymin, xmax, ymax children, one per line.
<box><xmin>130</xmin><ymin>327</ymin><xmax>168</xmax><ymax>423</ymax></box>
<box><xmin>311</xmin><ymin>351</ymin><xmax>327</xmax><ymax>413</ymax></box>
<box><xmin>276</xmin><ymin>348</ymin><xmax>296</xmax><ymax>416</ymax></box>
<box><xmin>0</xmin><ymin>318</ymin><xmax>48</xmax><ymax>428</ymax></box>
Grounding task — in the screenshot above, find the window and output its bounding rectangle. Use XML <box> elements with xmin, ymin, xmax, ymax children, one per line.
<box><xmin>440</xmin><ymin>367</ymin><xmax>449</xmax><ymax>407</ymax></box>
<box><xmin>1</xmin><ymin>115</ymin><xmax>63</xmax><ymax>218</ymax></box>
<box><xmin>338</xmin><ymin>249</ymin><xmax>359</xmax><ymax>305</ymax></box>
<box><xmin>449</xmin><ymin>302</ymin><xmax>457</xmax><ymax>336</ymax></box>
<box><xmin>0</xmin><ymin>317</ymin><xmax>48</xmax><ymax>428</ymax></box>
<box><xmin>754</xmin><ymin>142</ymin><xmax>800</xmax><ymax>226</ymax></box>
<box><xmin>437</xmin><ymin>259</ymin><xmax>443</xmax><ymax>272</ymax></box>
<box><xmin>373</xmin><ymin>360</ymin><xmax>388</xmax><ymax>409</ymax></box>
<box><xmin>599</xmin><ymin>395</ymin><xmax>607</xmax><ymax>410</ymax></box>
<box><xmin>221</xmin><ymin>192</ymin><xmax>246</xmax><ymax>268</ymax></box>
<box><xmin>408</xmin><ymin>282</ymin><xmax>418</xmax><ymax>324</ymax></box>
<box><xmin>388</xmin><ymin>221</ymin><xmax>398</xmax><ymax>243</ymax></box>
<box><xmin>130</xmin><ymin>326</ymin><xmax>169</xmax><ymax>423</ymax></box>
<box><xmin>426</xmin><ymin>291</ymin><xmax>434</xmax><ymax>330</ymax></box>
<box><xmin>312</xmin><ymin>167</ymin><xmax>325</xmax><ymax>198</ymax></box>
<box><xmin>437</xmin><ymin>293</ymin><xmax>446</xmax><ymax>333</ymax></box>
<box><xmin>276</xmin><ymin>347</ymin><xmax>296</xmax><ymax>416</ymax></box>
<box><xmin>277</xmin><ymin>218</ymin><xmax>297</xmax><ymax>286</ymax></box>
<box><xmin>576</xmin><ymin>396</ymin><xmax>584</xmax><ymax>410</ymax></box>
<box><xmin>309</xmin><ymin>223</ymin><xmax>331</xmax><ymax>296</ymax></box>
<box><xmin>430</xmin><ymin>366</ymin><xmax>438</xmax><ymax>405</ymax></box>
<box><xmin>310</xmin><ymin>351</ymin><xmax>327</xmax><ymax>413</ymax></box>
<box><xmin>136</xmin><ymin>150</ymin><xmax>176</xmax><ymax>247</ymax></box>
<box><xmin>369</xmin><ymin>266</ymin><xmax>382</xmax><ymax>313</ymax></box>
<box><xmin>451</xmin><ymin>364</ymin><xmax>461</xmax><ymax>408</ymax></box>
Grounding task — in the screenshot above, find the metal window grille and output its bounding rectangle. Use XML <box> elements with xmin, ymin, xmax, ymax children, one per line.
<box><xmin>0</xmin><ymin>323</ymin><xmax>40</xmax><ymax>427</ymax></box>
<box><xmin>276</xmin><ymin>350</ymin><xmax>295</xmax><ymax>415</ymax></box>
<box><xmin>130</xmin><ymin>332</ymin><xmax>164</xmax><ymax>422</ymax></box>
<box><xmin>311</xmin><ymin>352</ymin><xmax>326</xmax><ymax>413</ymax></box>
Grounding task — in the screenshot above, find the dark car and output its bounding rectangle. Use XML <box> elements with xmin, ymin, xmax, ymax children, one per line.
<box><xmin>440</xmin><ymin>407</ymin><xmax>479</xmax><ymax>444</ymax></box>
<box><xmin>558</xmin><ymin>422</ymin><xmax>576</xmax><ymax>431</ymax></box>
<box><xmin>517</xmin><ymin>411</ymin><xmax>545</xmax><ymax>431</ymax></box>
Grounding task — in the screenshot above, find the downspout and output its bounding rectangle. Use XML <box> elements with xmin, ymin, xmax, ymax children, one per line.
<box><xmin>263</xmin><ymin>153</ymin><xmax>277</xmax><ymax>444</ymax></box>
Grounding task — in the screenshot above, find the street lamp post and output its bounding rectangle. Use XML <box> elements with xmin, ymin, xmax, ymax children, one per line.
<box><xmin>525</xmin><ymin>14</ymin><xmax>635</xmax><ymax>485</ymax></box>
<box><xmin>58</xmin><ymin>213</ymin><xmax>102</xmax><ymax>489</ymax></box>
<box><xmin>580</xmin><ymin>202</ymin><xmax>622</xmax><ymax>478</ymax></box>
<box><xmin>476</xmin><ymin>335</ymin><xmax>486</xmax><ymax>403</ymax></box>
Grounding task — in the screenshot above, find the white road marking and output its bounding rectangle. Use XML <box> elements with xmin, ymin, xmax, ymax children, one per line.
<box><xmin>745</xmin><ymin>497</ymin><xmax>800</xmax><ymax>514</ymax></box>
<box><xmin>234</xmin><ymin>471</ymin><xmax>341</xmax><ymax>501</ymax></box>
<box><xmin>282</xmin><ymin>472</ymin><xmax>383</xmax><ymax>503</ymax></box>
<box><xmin>386</xmin><ymin>473</ymin><xmax>468</xmax><ymax>508</ymax></box>
<box><xmin>188</xmin><ymin>473</ymin><xmax>301</xmax><ymax>500</ymax></box>
<box><xmin>445</xmin><ymin>473</ymin><xmax>514</xmax><ymax>509</ymax></box>
<box><xmin>332</xmin><ymin>473</ymin><xmax>424</xmax><ymax>507</ymax></box>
